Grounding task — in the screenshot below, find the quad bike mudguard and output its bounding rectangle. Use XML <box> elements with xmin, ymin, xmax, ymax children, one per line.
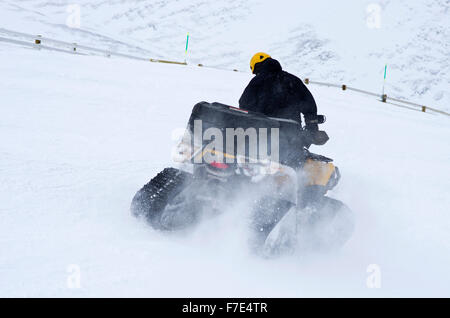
<box><xmin>303</xmin><ymin>158</ymin><xmax>340</xmax><ymax>190</ymax></box>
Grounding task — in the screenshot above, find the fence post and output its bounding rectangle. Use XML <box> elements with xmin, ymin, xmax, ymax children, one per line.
<box><xmin>422</xmin><ymin>106</ymin><xmax>426</xmax><ymax>112</ymax></box>
<box><xmin>72</xmin><ymin>43</ymin><xmax>77</xmax><ymax>52</ymax></box>
<box><xmin>35</xmin><ymin>35</ymin><xmax>42</xmax><ymax>48</ymax></box>
<box><xmin>342</xmin><ymin>84</ymin><xmax>347</xmax><ymax>90</ymax></box>
<box><xmin>304</xmin><ymin>78</ymin><xmax>309</xmax><ymax>84</ymax></box>
<box><xmin>382</xmin><ymin>94</ymin><xmax>387</xmax><ymax>102</ymax></box>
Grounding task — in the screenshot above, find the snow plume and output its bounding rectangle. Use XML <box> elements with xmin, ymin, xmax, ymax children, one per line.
<box><xmin>185</xmin><ymin>186</ymin><xmax>256</xmax><ymax>257</ymax></box>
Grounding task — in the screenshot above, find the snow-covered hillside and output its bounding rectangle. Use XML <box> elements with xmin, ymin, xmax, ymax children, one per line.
<box><xmin>0</xmin><ymin>42</ymin><xmax>449</xmax><ymax>296</ymax></box>
<box><xmin>1</xmin><ymin>0</ymin><xmax>449</xmax><ymax>111</ymax></box>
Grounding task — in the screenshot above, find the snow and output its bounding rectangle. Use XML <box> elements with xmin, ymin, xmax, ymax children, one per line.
<box><xmin>0</xmin><ymin>43</ymin><xmax>449</xmax><ymax>297</ymax></box>
<box><xmin>1</xmin><ymin>0</ymin><xmax>449</xmax><ymax>112</ymax></box>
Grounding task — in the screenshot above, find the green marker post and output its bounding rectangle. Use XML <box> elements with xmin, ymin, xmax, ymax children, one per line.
<box><xmin>185</xmin><ymin>32</ymin><xmax>189</xmax><ymax>64</ymax></box>
<box><xmin>382</xmin><ymin>64</ymin><xmax>387</xmax><ymax>97</ymax></box>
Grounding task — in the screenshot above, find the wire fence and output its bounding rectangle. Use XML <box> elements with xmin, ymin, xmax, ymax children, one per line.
<box><xmin>0</xmin><ymin>27</ymin><xmax>448</xmax><ymax>117</ymax></box>
<box><xmin>0</xmin><ymin>27</ymin><xmax>186</xmax><ymax>64</ymax></box>
<box><xmin>304</xmin><ymin>79</ymin><xmax>449</xmax><ymax>117</ymax></box>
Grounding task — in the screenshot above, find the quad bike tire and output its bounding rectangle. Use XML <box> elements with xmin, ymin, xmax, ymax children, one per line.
<box><xmin>249</xmin><ymin>198</ymin><xmax>294</xmax><ymax>250</ymax></box>
<box><xmin>298</xmin><ymin>196</ymin><xmax>355</xmax><ymax>251</ymax></box>
<box><xmin>131</xmin><ymin>168</ymin><xmax>193</xmax><ymax>229</ymax></box>
<box><xmin>255</xmin><ymin>196</ymin><xmax>355</xmax><ymax>256</ymax></box>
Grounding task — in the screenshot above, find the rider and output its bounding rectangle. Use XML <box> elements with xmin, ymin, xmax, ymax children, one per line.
<box><xmin>239</xmin><ymin>53</ymin><xmax>326</xmax><ymax>144</ymax></box>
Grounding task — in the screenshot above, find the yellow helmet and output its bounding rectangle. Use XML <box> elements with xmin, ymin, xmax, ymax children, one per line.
<box><xmin>250</xmin><ymin>52</ymin><xmax>271</xmax><ymax>74</ymax></box>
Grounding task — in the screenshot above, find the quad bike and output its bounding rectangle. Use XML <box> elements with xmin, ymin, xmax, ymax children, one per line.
<box><xmin>131</xmin><ymin>102</ymin><xmax>354</xmax><ymax>256</ymax></box>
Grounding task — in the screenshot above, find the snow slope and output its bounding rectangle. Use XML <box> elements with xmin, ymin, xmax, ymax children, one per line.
<box><xmin>1</xmin><ymin>0</ymin><xmax>449</xmax><ymax>111</ymax></box>
<box><xmin>1</xmin><ymin>43</ymin><xmax>449</xmax><ymax>297</ymax></box>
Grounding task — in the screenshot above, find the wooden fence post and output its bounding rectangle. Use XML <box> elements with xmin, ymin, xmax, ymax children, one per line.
<box><xmin>422</xmin><ymin>106</ymin><xmax>426</xmax><ymax>112</ymax></box>
<box><xmin>304</xmin><ymin>78</ymin><xmax>309</xmax><ymax>84</ymax></box>
<box><xmin>382</xmin><ymin>94</ymin><xmax>387</xmax><ymax>102</ymax></box>
<box><xmin>342</xmin><ymin>84</ymin><xmax>347</xmax><ymax>90</ymax></box>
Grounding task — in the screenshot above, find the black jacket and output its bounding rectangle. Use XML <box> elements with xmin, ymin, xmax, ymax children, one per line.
<box><xmin>239</xmin><ymin>58</ymin><xmax>318</xmax><ymax>131</ymax></box>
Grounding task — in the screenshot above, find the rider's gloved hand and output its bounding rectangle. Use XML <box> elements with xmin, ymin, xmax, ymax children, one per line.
<box><xmin>304</xmin><ymin>130</ymin><xmax>329</xmax><ymax>146</ymax></box>
<box><xmin>310</xmin><ymin>130</ymin><xmax>329</xmax><ymax>145</ymax></box>
<box><xmin>303</xmin><ymin>114</ymin><xmax>328</xmax><ymax>146</ymax></box>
